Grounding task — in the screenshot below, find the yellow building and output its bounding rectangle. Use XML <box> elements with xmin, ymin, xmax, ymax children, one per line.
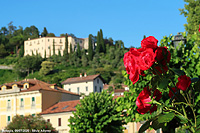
<box><xmin>0</xmin><ymin>79</ymin><xmax>79</xmax><ymax>129</ymax></box>
<box><xmin>41</xmin><ymin>100</ymin><xmax>80</xmax><ymax>133</ymax></box>
<box><xmin>24</xmin><ymin>35</ymin><xmax>95</xmax><ymax>58</ymax></box>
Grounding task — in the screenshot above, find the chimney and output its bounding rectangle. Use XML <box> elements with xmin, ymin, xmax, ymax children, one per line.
<box><xmin>84</xmin><ymin>73</ymin><xmax>87</xmax><ymax>77</ymax></box>
<box><xmin>80</xmin><ymin>73</ymin><xmax>82</xmax><ymax>78</ymax></box>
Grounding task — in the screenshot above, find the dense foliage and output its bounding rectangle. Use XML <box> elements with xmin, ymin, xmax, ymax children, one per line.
<box><xmin>118</xmin><ymin>33</ymin><xmax>200</xmax><ymax>132</ymax></box>
<box><xmin>0</xmin><ymin>23</ymin><xmax>127</xmax><ymax>86</ymax></box>
<box><xmin>6</xmin><ymin>115</ymin><xmax>57</xmax><ymax>132</ymax></box>
<box><xmin>68</xmin><ymin>91</ymin><xmax>126</xmax><ymax>133</ymax></box>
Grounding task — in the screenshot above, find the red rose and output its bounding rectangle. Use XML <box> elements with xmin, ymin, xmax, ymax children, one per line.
<box><xmin>153</xmin><ymin>65</ymin><xmax>168</xmax><ymax>75</ymax></box>
<box><xmin>138</xmin><ymin>48</ymin><xmax>156</xmax><ymax>70</ymax></box>
<box><xmin>153</xmin><ymin>89</ymin><xmax>162</xmax><ymax>101</ymax></box>
<box><xmin>136</xmin><ymin>87</ymin><xmax>162</xmax><ymax>114</ymax></box>
<box><xmin>123</xmin><ymin>51</ymin><xmax>140</xmax><ymax>84</ymax></box>
<box><xmin>199</xmin><ymin>24</ymin><xmax>200</xmax><ymax>32</ymax></box>
<box><xmin>141</xmin><ymin>36</ymin><xmax>158</xmax><ymax>50</ymax></box>
<box><xmin>155</xmin><ymin>46</ymin><xmax>171</xmax><ymax>65</ymax></box>
<box><xmin>130</xmin><ymin>48</ymin><xmax>155</xmax><ymax>71</ymax></box>
<box><xmin>169</xmin><ymin>87</ymin><xmax>177</xmax><ymax>98</ymax></box>
<box><xmin>136</xmin><ymin>87</ymin><xmax>152</xmax><ymax>114</ymax></box>
<box><xmin>176</xmin><ymin>75</ymin><xmax>191</xmax><ymax>91</ymax></box>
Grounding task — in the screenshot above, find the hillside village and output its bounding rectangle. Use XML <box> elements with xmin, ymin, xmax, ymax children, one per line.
<box><xmin>0</xmin><ymin>25</ymin><xmax>138</xmax><ymax>132</ymax></box>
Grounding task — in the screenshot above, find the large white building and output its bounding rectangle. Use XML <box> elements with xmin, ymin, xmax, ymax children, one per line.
<box><xmin>61</xmin><ymin>73</ymin><xmax>105</xmax><ymax>96</ymax></box>
<box><xmin>24</xmin><ymin>35</ymin><xmax>93</xmax><ymax>58</ymax></box>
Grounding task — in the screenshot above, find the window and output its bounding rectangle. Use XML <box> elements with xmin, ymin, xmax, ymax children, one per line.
<box><xmin>62</xmin><ymin>105</ymin><xmax>69</xmax><ymax>110</ymax></box>
<box><xmin>48</xmin><ymin>39</ymin><xmax>49</xmax><ymax>42</ymax></box>
<box><xmin>24</xmin><ymin>84</ymin><xmax>28</xmax><ymax>89</ymax></box>
<box><xmin>20</xmin><ymin>98</ymin><xmax>24</xmax><ymax>108</ymax></box>
<box><xmin>97</xmin><ymin>79</ymin><xmax>99</xmax><ymax>84</ymax></box>
<box><xmin>77</xmin><ymin>87</ymin><xmax>79</xmax><ymax>94</ymax></box>
<box><xmin>100</xmin><ymin>87</ymin><xmax>102</xmax><ymax>92</ymax></box>
<box><xmin>69</xmin><ymin>88</ymin><xmax>71</xmax><ymax>91</ymax></box>
<box><xmin>31</xmin><ymin>97</ymin><xmax>35</xmax><ymax>108</ymax></box>
<box><xmin>60</xmin><ymin>39</ymin><xmax>62</xmax><ymax>43</ymax></box>
<box><xmin>7</xmin><ymin>100</ymin><xmax>11</xmax><ymax>110</ymax></box>
<box><xmin>58</xmin><ymin>118</ymin><xmax>61</xmax><ymax>126</ymax></box>
<box><xmin>60</xmin><ymin>46</ymin><xmax>62</xmax><ymax>50</ymax></box>
<box><xmin>80</xmin><ymin>40</ymin><xmax>82</xmax><ymax>43</ymax></box>
<box><xmin>95</xmin><ymin>86</ymin><xmax>97</xmax><ymax>92</ymax></box>
<box><xmin>51</xmin><ymin>107</ymin><xmax>58</xmax><ymax>111</ymax></box>
<box><xmin>47</xmin><ymin>119</ymin><xmax>50</xmax><ymax>122</ymax></box>
<box><xmin>7</xmin><ymin>116</ymin><xmax>11</xmax><ymax>124</ymax></box>
<box><xmin>86</xmin><ymin>86</ymin><xmax>88</xmax><ymax>91</ymax></box>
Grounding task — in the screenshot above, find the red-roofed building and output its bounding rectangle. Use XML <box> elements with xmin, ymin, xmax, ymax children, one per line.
<box><xmin>41</xmin><ymin>100</ymin><xmax>80</xmax><ymax>133</ymax></box>
<box><xmin>61</xmin><ymin>73</ymin><xmax>105</xmax><ymax>96</ymax></box>
<box><xmin>0</xmin><ymin>78</ymin><xmax>79</xmax><ymax>129</ymax></box>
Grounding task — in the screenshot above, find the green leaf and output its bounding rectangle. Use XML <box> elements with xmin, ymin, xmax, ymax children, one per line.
<box><xmin>157</xmin><ymin>113</ymin><xmax>175</xmax><ymax>123</ymax></box>
<box><xmin>138</xmin><ymin>120</ymin><xmax>151</xmax><ymax>133</ymax></box>
<box><xmin>158</xmin><ymin>78</ymin><xmax>168</xmax><ymax>89</ymax></box>
<box><xmin>151</xmin><ymin>118</ymin><xmax>165</xmax><ymax>130</ymax></box>
<box><xmin>170</xmin><ymin>68</ymin><xmax>185</xmax><ymax>76</ymax></box>
<box><xmin>175</xmin><ymin>115</ymin><xmax>188</xmax><ymax>124</ymax></box>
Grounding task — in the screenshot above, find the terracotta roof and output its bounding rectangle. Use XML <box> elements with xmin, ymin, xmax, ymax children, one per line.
<box><xmin>40</xmin><ymin>100</ymin><xmax>80</xmax><ymax>115</ymax></box>
<box><xmin>61</xmin><ymin>74</ymin><xmax>105</xmax><ymax>84</ymax></box>
<box><xmin>114</xmin><ymin>89</ymin><xmax>126</xmax><ymax>93</ymax></box>
<box><xmin>1</xmin><ymin>79</ymin><xmax>79</xmax><ymax>96</ymax></box>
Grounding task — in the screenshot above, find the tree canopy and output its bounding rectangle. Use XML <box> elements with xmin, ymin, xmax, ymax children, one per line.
<box><xmin>68</xmin><ymin>91</ymin><xmax>126</xmax><ymax>133</ymax></box>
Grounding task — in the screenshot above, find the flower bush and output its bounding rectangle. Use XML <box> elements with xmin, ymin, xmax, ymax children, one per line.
<box><xmin>122</xmin><ymin>34</ymin><xmax>200</xmax><ymax>133</ymax></box>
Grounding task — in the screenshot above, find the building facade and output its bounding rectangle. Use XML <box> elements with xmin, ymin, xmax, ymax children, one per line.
<box><xmin>0</xmin><ymin>79</ymin><xmax>79</xmax><ymax>129</ymax></box>
<box><xmin>24</xmin><ymin>35</ymin><xmax>94</xmax><ymax>58</ymax></box>
<box><xmin>41</xmin><ymin>100</ymin><xmax>80</xmax><ymax>133</ymax></box>
<box><xmin>61</xmin><ymin>74</ymin><xmax>104</xmax><ymax>96</ymax></box>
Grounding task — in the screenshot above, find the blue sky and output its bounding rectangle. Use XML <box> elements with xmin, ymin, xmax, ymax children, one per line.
<box><xmin>0</xmin><ymin>0</ymin><xmax>187</xmax><ymax>48</ymax></box>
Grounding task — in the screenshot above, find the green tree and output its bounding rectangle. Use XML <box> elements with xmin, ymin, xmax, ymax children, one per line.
<box><xmin>179</xmin><ymin>0</ymin><xmax>200</xmax><ymax>42</ymax></box>
<box><xmin>0</xmin><ymin>44</ymin><xmax>8</xmax><ymax>58</ymax></box>
<box><xmin>9</xmin><ymin>34</ymin><xmax>24</xmax><ymax>56</ymax></box>
<box><xmin>53</xmin><ymin>39</ymin><xmax>55</xmax><ymax>55</ymax></box>
<box><xmin>19</xmin><ymin>44</ymin><xmax>24</xmax><ymax>57</ymax></box>
<box><xmin>63</xmin><ymin>34</ymin><xmax>69</xmax><ymax>60</ymax></box>
<box><xmin>88</xmin><ymin>34</ymin><xmax>94</xmax><ymax>61</ymax></box>
<box><xmin>44</xmin><ymin>50</ymin><xmax>47</xmax><ymax>59</ymax></box>
<box><xmin>70</xmin><ymin>43</ymin><xmax>73</xmax><ymax>54</ymax></box>
<box><xmin>6</xmin><ymin>115</ymin><xmax>57</xmax><ymax>132</ymax></box>
<box><xmin>96</xmin><ymin>31</ymin><xmax>101</xmax><ymax>53</ymax></box>
<box><xmin>69</xmin><ymin>91</ymin><xmax>125</xmax><ymax>133</ymax></box>
<box><xmin>14</xmin><ymin>55</ymin><xmax>42</xmax><ymax>76</ymax></box>
<box><xmin>39</xmin><ymin>61</ymin><xmax>55</xmax><ymax>76</ymax></box>
<box><xmin>47</xmin><ymin>33</ymin><xmax>56</xmax><ymax>37</ymax></box>
<box><xmin>77</xmin><ymin>43</ymin><xmax>81</xmax><ymax>58</ymax></box>
<box><xmin>81</xmin><ymin>50</ymin><xmax>88</xmax><ymax>67</ymax></box>
<box><xmin>23</xmin><ymin>25</ymin><xmax>39</xmax><ymax>40</ymax></box>
<box><xmin>41</xmin><ymin>27</ymin><xmax>48</xmax><ymax>37</ymax></box>
<box><xmin>100</xmin><ymin>29</ymin><xmax>105</xmax><ymax>53</ymax></box>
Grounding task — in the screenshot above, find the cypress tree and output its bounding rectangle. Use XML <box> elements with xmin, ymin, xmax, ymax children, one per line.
<box><xmin>58</xmin><ymin>49</ymin><xmax>61</xmax><ymax>57</ymax></box>
<box><xmin>44</xmin><ymin>50</ymin><xmax>46</xmax><ymax>59</ymax></box>
<box><xmin>53</xmin><ymin>39</ymin><xmax>55</xmax><ymax>55</ymax></box>
<box><xmin>88</xmin><ymin>34</ymin><xmax>94</xmax><ymax>61</ymax></box>
<box><xmin>70</xmin><ymin>43</ymin><xmax>73</xmax><ymax>54</ymax></box>
<box><xmin>41</xmin><ymin>27</ymin><xmax>48</xmax><ymax>37</ymax></box>
<box><xmin>77</xmin><ymin>43</ymin><xmax>81</xmax><ymax>58</ymax></box>
<box><xmin>96</xmin><ymin>31</ymin><xmax>101</xmax><ymax>53</ymax></box>
<box><xmin>19</xmin><ymin>45</ymin><xmax>24</xmax><ymax>57</ymax></box>
<box><xmin>64</xmin><ymin>34</ymin><xmax>68</xmax><ymax>59</ymax></box>
<box><xmin>100</xmin><ymin>29</ymin><xmax>105</xmax><ymax>53</ymax></box>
